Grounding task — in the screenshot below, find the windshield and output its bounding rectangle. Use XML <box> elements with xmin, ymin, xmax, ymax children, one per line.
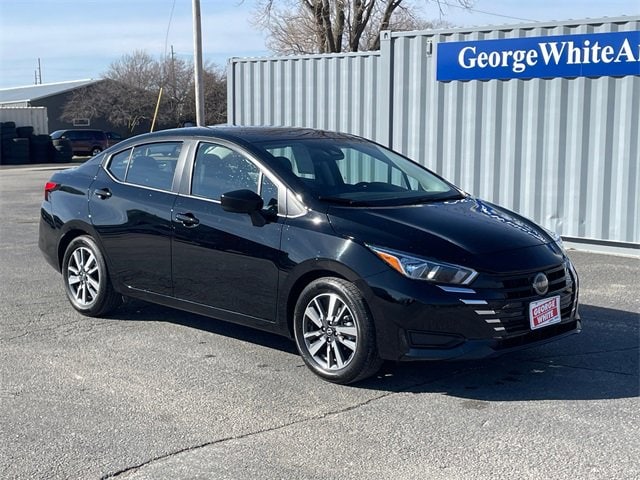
<box><xmin>258</xmin><ymin>137</ymin><xmax>461</xmax><ymax>206</ymax></box>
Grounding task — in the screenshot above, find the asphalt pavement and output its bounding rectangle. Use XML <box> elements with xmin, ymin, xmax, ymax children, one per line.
<box><xmin>1</xmin><ymin>165</ymin><xmax>638</xmax><ymax>480</ymax></box>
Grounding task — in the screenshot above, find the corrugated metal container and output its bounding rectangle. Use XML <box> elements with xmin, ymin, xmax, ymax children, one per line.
<box><xmin>229</xmin><ymin>52</ymin><xmax>384</xmax><ymax>140</ymax></box>
<box><xmin>228</xmin><ymin>16</ymin><xmax>640</xmax><ymax>250</ymax></box>
<box><xmin>0</xmin><ymin>106</ymin><xmax>48</xmax><ymax>134</ymax></box>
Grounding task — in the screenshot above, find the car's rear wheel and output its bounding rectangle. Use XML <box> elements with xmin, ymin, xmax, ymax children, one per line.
<box><xmin>62</xmin><ymin>235</ymin><xmax>121</xmax><ymax>316</ymax></box>
<box><xmin>293</xmin><ymin>277</ymin><xmax>382</xmax><ymax>384</ymax></box>
<box><xmin>91</xmin><ymin>147</ymin><xmax>102</xmax><ymax>156</ymax></box>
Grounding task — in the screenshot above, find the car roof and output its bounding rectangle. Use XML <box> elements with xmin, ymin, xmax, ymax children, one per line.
<box><xmin>128</xmin><ymin>125</ymin><xmax>358</xmax><ymax>145</ymax></box>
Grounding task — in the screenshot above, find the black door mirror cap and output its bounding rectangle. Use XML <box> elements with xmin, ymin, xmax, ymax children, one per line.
<box><xmin>221</xmin><ymin>189</ymin><xmax>264</xmax><ymax>214</ymax></box>
<box><xmin>221</xmin><ymin>190</ymin><xmax>267</xmax><ymax>226</ymax></box>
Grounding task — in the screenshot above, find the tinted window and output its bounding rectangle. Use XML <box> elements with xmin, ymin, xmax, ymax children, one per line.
<box><xmin>192</xmin><ymin>143</ymin><xmax>259</xmax><ymax>200</ymax></box>
<box><xmin>258</xmin><ymin>138</ymin><xmax>456</xmax><ymax>206</ymax></box>
<box><xmin>123</xmin><ymin>142</ymin><xmax>181</xmax><ymax>190</ymax></box>
<box><xmin>107</xmin><ymin>148</ymin><xmax>132</xmax><ymax>181</ymax></box>
<box><xmin>265</xmin><ymin>145</ymin><xmax>315</xmax><ymax>179</ymax></box>
<box><xmin>261</xmin><ymin>174</ymin><xmax>279</xmax><ymax>213</ymax></box>
<box><xmin>338</xmin><ymin>148</ymin><xmax>411</xmax><ymax>188</ymax></box>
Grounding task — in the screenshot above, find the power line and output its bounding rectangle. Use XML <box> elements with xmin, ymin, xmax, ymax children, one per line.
<box><xmin>438</xmin><ymin>1</ymin><xmax>537</xmax><ymax>23</ymax></box>
<box><xmin>163</xmin><ymin>0</ymin><xmax>177</xmax><ymax>59</ymax></box>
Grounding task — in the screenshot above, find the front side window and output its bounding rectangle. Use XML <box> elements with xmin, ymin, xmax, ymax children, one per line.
<box><xmin>261</xmin><ymin>174</ymin><xmax>279</xmax><ymax>214</ymax></box>
<box><xmin>192</xmin><ymin>143</ymin><xmax>260</xmax><ymax>201</ymax></box>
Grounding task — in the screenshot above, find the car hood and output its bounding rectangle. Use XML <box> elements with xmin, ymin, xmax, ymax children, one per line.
<box><xmin>327</xmin><ymin>197</ymin><xmax>554</xmax><ymax>267</ymax></box>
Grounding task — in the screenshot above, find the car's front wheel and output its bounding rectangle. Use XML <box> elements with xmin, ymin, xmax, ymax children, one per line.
<box><xmin>293</xmin><ymin>277</ymin><xmax>382</xmax><ymax>384</ymax></box>
<box><xmin>62</xmin><ymin>235</ymin><xmax>121</xmax><ymax>316</ymax></box>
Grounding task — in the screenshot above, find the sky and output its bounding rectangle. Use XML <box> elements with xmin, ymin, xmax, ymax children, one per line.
<box><xmin>0</xmin><ymin>0</ymin><xmax>638</xmax><ymax>89</ymax></box>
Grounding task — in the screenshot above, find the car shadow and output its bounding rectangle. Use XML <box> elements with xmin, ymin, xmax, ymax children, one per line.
<box><xmin>110</xmin><ymin>299</ymin><xmax>299</xmax><ymax>355</ymax></box>
<box><xmin>109</xmin><ymin>302</ymin><xmax>638</xmax><ymax>401</ymax></box>
<box><xmin>357</xmin><ymin>303</ymin><xmax>639</xmax><ymax>401</ymax></box>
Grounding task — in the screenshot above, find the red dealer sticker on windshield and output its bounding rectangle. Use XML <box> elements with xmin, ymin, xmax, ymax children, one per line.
<box><xmin>529</xmin><ymin>295</ymin><xmax>561</xmax><ymax>330</ymax></box>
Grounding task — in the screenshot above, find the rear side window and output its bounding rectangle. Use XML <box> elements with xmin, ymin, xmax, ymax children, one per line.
<box><xmin>106</xmin><ymin>142</ymin><xmax>181</xmax><ymax>190</ymax></box>
<box><xmin>107</xmin><ymin>148</ymin><xmax>132</xmax><ymax>181</ymax></box>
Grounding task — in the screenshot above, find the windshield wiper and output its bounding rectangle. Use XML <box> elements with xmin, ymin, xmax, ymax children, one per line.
<box><xmin>317</xmin><ymin>195</ymin><xmax>369</xmax><ymax>206</ymax></box>
<box><xmin>408</xmin><ymin>193</ymin><xmax>466</xmax><ymax>204</ymax></box>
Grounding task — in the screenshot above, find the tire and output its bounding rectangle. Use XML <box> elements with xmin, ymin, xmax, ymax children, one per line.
<box><xmin>91</xmin><ymin>146</ymin><xmax>102</xmax><ymax>156</ymax></box>
<box><xmin>1</xmin><ymin>138</ymin><xmax>29</xmax><ymax>165</ymax></box>
<box><xmin>293</xmin><ymin>277</ymin><xmax>382</xmax><ymax>384</ymax></box>
<box><xmin>1</xmin><ymin>131</ymin><xmax>17</xmax><ymax>141</ymax></box>
<box><xmin>29</xmin><ymin>134</ymin><xmax>50</xmax><ymax>163</ymax></box>
<box><xmin>62</xmin><ymin>235</ymin><xmax>122</xmax><ymax>316</ymax></box>
<box><xmin>16</xmin><ymin>126</ymin><xmax>34</xmax><ymax>138</ymax></box>
<box><xmin>51</xmin><ymin>140</ymin><xmax>73</xmax><ymax>163</ymax></box>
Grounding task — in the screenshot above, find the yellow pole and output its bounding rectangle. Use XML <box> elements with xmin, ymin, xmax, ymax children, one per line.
<box><xmin>150</xmin><ymin>87</ymin><xmax>163</xmax><ymax>132</ymax></box>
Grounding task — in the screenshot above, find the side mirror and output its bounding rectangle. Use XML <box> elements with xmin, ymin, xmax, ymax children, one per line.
<box><xmin>221</xmin><ymin>189</ymin><xmax>266</xmax><ymax>227</ymax></box>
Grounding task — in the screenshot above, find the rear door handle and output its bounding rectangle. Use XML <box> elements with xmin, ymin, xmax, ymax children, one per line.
<box><xmin>175</xmin><ymin>212</ymin><xmax>200</xmax><ymax>227</ymax></box>
<box><xmin>93</xmin><ymin>188</ymin><xmax>112</xmax><ymax>199</ymax></box>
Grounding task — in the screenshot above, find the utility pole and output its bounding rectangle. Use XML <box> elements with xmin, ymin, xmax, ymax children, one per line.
<box><xmin>170</xmin><ymin>45</ymin><xmax>176</xmax><ymax>88</ymax></box>
<box><xmin>34</xmin><ymin>58</ymin><xmax>42</xmax><ymax>85</ymax></box>
<box><xmin>192</xmin><ymin>0</ymin><xmax>205</xmax><ymax>126</ymax></box>
<box><xmin>169</xmin><ymin>45</ymin><xmax>176</xmax><ymax>98</ymax></box>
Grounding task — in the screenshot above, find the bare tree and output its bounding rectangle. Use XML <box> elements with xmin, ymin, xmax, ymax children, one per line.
<box><xmin>157</xmin><ymin>55</ymin><xmax>195</xmax><ymax>127</ymax></box>
<box><xmin>182</xmin><ymin>63</ymin><xmax>227</xmax><ymax>126</ymax></box>
<box><xmin>202</xmin><ymin>64</ymin><xmax>228</xmax><ymax>125</ymax></box>
<box><xmin>62</xmin><ymin>51</ymin><xmax>227</xmax><ymax>133</ymax></box>
<box><xmin>62</xmin><ymin>51</ymin><xmax>159</xmax><ymax>133</ymax></box>
<box><xmin>60</xmin><ymin>82</ymin><xmax>103</xmax><ymax>123</ymax></box>
<box><xmin>108</xmin><ymin>50</ymin><xmax>161</xmax><ymax>90</ymax></box>
<box><xmin>253</xmin><ymin>0</ymin><xmax>468</xmax><ymax>54</ymax></box>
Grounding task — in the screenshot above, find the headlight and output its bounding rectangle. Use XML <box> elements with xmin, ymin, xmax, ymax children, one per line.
<box><xmin>544</xmin><ymin>227</ymin><xmax>567</xmax><ymax>254</ymax></box>
<box><xmin>367</xmin><ymin>245</ymin><xmax>477</xmax><ymax>285</ymax></box>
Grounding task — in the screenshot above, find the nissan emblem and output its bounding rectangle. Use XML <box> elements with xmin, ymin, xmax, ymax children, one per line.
<box><xmin>533</xmin><ymin>272</ymin><xmax>549</xmax><ymax>296</ymax></box>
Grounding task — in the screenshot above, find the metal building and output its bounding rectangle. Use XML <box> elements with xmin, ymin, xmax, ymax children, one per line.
<box><xmin>228</xmin><ymin>16</ymin><xmax>640</xmax><ymax>254</ymax></box>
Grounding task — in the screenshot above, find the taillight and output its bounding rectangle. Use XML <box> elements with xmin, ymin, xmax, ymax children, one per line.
<box><xmin>44</xmin><ymin>181</ymin><xmax>59</xmax><ymax>200</ymax></box>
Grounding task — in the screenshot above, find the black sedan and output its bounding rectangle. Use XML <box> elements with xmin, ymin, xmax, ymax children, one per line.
<box><xmin>39</xmin><ymin>127</ymin><xmax>580</xmax><ymax>384</ymax></box>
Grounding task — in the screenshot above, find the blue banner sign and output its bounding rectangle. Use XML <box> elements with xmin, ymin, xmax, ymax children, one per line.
<box><xmin>437</xmin><ymin>31</ymin><xmax>640</xmax><ymax>81</ymax></box>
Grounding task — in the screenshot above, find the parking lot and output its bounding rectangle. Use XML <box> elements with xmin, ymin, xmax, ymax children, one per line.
<box><xmin>1</xmin><ymin>165</ymin><xmax>638</xmax><ymax>480</ymax></box>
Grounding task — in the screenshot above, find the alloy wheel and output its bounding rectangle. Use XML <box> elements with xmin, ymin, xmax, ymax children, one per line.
<box><xmin>66</xmin><ymin>246</ymin><xmax>100</xmax><ymax>307</ymax></box>
<box><xmin>302</xmin><ymin>292</ymin><xmax>358</xmax><ymax>370</ymax></box>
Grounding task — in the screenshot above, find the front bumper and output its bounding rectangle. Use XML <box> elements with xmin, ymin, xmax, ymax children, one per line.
<box><xmin>360</xmin><ymin>259</ymin><xmax>581</xmax><ymax>361</ymax></box>
<box><xmin>402</xmin><ymin>316</ymin><xmax>581</xmax><ymax>360</ymax></box>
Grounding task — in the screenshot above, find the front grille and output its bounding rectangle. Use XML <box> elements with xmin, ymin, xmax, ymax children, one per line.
<box><xmin>476</xmin><ymin>262</ymin><xmax>576</xmax><ymax>337</ymax></box>
<box><xmin>501</xmin><ymin>264</ymin><xmax>567</xmax><ymax>299</ymax></box>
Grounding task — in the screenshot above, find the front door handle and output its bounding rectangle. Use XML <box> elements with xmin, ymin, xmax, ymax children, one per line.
<box><xmin>175</xmin><ymin>212</ymin><xmax>200</xmax><ymax>227</ymax></box>
<box><xmin>93</xmin><ymin>188</ymin><xmax>112</xmax><ymax>199</ymax></box>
